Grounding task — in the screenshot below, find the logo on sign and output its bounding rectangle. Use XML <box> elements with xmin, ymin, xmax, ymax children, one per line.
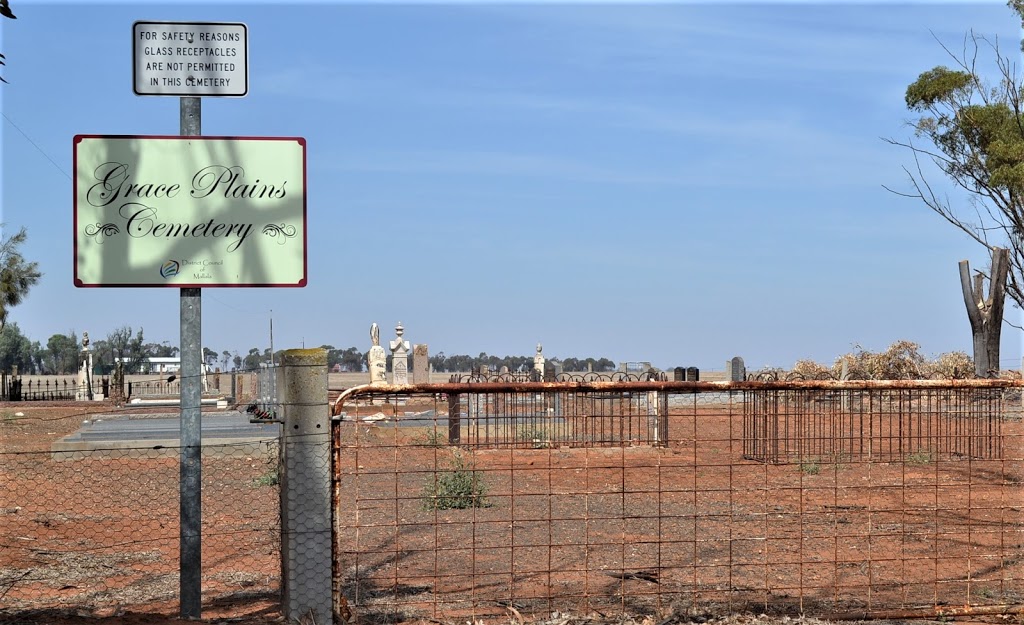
<box><xmin>160</xmin><ymin>260</ymin><xmax>180</xmax><ymax>278</ymax></box>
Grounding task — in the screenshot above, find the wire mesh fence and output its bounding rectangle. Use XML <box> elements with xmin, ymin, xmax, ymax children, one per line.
<box><xmin>332</xmin><ymin>380</ymin><xmax>1024</xmax><ymax>623</ymax></box>
<box><xmin>0</xmin><ymin>404</ymin><xmax>281</xmax><ymax>620</ymax></box>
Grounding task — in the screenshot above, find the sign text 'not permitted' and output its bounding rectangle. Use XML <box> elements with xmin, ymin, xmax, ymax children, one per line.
<box><xmin>133</xmin><ymin>21</ymin><xmax>248</xmax><ymax>97</ymax></box>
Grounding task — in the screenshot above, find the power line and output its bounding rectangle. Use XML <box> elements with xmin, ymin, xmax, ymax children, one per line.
<box><xmin>2</xmin><ymin>112</ymin><xmax>70</xmax><ymax>181</ymax></box>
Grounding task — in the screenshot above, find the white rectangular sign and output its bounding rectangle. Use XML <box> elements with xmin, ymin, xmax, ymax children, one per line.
<box><xmin>74</xmin><ymin>135</ymin><xmax>306</xmax><ymax>287</ymax></box>
<box><xmin>133</xmin><ymin>21</ymin><xmax>248</xmax><ymax>97</ymax></box>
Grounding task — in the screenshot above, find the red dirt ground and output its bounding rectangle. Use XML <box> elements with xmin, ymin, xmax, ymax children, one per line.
<box><xmin>1</xmin><ymin>402</ymin><xmax>282</xmax><ymax>625</ymax></box>
<box><xmin>2</xmin><ymin>400</ymin><xmax>1023</xmax><ymax>625</ymax></box>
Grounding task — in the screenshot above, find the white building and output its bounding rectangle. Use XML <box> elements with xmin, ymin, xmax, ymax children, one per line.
<box><xmin>116</xmin><ymin>357</ymin><xmax>211</xmax><ymax>375</ymax></box>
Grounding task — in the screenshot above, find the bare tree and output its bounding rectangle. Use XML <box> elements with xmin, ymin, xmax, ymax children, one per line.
<box><xmin>960</xmin><ymin>247</ymin><xmax>1009</xmax><ymax>375</ymax></box>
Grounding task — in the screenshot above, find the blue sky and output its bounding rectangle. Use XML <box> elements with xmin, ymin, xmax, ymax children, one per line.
<box><xmin>2</xmin><ymin>1</ymin><xmax>1022</xmax><ymax>371</ymax></box>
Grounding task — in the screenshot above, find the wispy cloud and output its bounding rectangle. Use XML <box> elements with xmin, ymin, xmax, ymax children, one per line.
<box><xmin>468</xmin><ymin>4</ymin><xmax>1009</xmax><ymax>77</ymax></box>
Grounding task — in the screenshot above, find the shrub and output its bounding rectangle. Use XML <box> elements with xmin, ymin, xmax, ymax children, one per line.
<box><xmin>423</xmin><ymin>452</ymin><xmax>489</xmax><ymax>510</ymax></box>
<box><xmin>412</xmin><ymin>428</ymin><xmax>448</xmax><ymax>447</ymax></box>
<box><xmin>517</xmin><ymin>427</ymin><xmax>550</xmax><ymax>449</ymax></box>
<box><xmin>824</xmin><ymin>340</ymin><xmax>959</xmax><ymax>380</ymax></box>
<box><xmin>798</xmin><ymin>457</ymin><xmax>821</xmax><ymax>475</ymax></box>
<box><xmin>922</xmin><ymin>351</ymin><xmax>974</xmax><ymax>379</ymax></box>
<box><xmin>253</xmin><ymin>466</ymin><xmax>279</xmax><ymax>487</ymax></box>
<box><xmin>791</xmin><ymin>359</ymin><xmax>832</xmax><ymax>380</ymax></box>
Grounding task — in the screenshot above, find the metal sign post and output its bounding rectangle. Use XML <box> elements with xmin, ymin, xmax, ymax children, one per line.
<box><xmin>179</xmin><ymin>95</ymin><xmax>202</xmax><ymax>620</ymax></box>
<box><xmin>70</xmin><ymin>22</ymin><xmax>303</xmax><ymax>619</ymax></box>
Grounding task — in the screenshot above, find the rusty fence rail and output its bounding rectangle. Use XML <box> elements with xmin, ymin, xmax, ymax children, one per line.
<box><xmin>332</xmin><ymin>379</ymin><xmax>1024</xmax><ymax>623</ymax></box>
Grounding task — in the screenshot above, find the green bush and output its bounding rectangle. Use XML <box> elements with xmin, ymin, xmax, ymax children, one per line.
<box><xmin>423</xmin><ymin>452</ymin><xmax>489</xmax><ymax>510</ymax></box>
<box><xmin>906</xmin><ymin>449</ymin><xmax>933</xmax><ymax>465</ymax></box>
<box><xmin>412</xmin><ymin>427</ymin><xmax>448</xmax><ymax>447</ymax></box>
<box><xmin>517</xmin><ymin>426</ymin><xmax>550</xmax><ymax>449</ymax></box>
<box><xmin>798</xmin><ymin>457</ymin><xmax>821</xmax><ymax>475</ymax></box>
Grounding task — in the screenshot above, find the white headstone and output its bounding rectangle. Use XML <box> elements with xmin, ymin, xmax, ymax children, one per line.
<box><xmin>389</xmin><ymin>322</ymin><xmax>410</xmax><ymax>386</ymax></box>
<box><xmin>367</xmin><ymin>323</ymin><xmax>387</xmax><ymax>386</ymax></box>
<box><xmin>77</xmin><ymin>332</ymin><xmax>95</xmax><ymax>401</ymax></box>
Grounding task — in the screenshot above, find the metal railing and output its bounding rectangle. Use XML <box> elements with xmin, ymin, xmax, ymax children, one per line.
<box><xmin>0</xmin><ymin>376</ymin><xmax>106</xmax><ymax>401</ymax></box>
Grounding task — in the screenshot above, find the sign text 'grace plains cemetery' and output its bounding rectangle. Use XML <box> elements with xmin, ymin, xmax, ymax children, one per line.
<box><xmin>73</xmin><ymin>135</ymin><xmax>307</xmax><ymax>288</ymax></box>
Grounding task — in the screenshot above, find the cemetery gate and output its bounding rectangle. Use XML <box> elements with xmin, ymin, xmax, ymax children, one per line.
<box><xmin>330</xmin><ymin>377</ymin><xmax>1024</xmax><ymax>623</ymax></box>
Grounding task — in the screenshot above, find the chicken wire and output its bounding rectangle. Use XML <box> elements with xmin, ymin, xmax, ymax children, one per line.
<box><xmin>0</xmin><ymin>407</ymin><xmax>281</xmax><ymax>619</ymax></box>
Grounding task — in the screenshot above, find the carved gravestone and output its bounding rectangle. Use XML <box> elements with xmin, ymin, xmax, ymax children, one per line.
<box><xmin>389</xmin><ymin>322</ymin><xmax>410</xmax><ymax>385</ymax></box>
<box><xmin>412</xmin><ymin>344</ymin><xmax>429</xmax><ymax>385</ymax></box>
<box><xmin>367</xmin><ymin>323</ymin><xmax>387</xmax><ymax>386</ymax></box>
<box><xmin>673</xmin><ymin>367</ymin><xmax>685</xmax><ymax>382</ymax></box>
<box><xmin>686</xmin><ymin>366</ymin><xmax>699</xmax><ymax>382</ymax></box>
<box><xmin>77</xmin><ymin>332</ymin><xmax>96</xmax><ymax>401</ymax></box>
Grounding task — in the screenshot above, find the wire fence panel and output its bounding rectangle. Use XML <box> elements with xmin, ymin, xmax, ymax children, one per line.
<box><xmin>0</xmin><ymin>406</ymin><xmax>281</xmax><ymax>619</ymax></box>
<box><xmin>332</xmin><ymin>381</ymin><xmax>1024</xmax><ymax>623</ymax></box>
<box><xmin>742</xmin><ymin>387</ymin><xmax>1007</xmax><ymax>463</ymax></box>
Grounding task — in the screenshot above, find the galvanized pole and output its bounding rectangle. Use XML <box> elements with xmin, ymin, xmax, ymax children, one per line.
<box><xmin>179</xmin><ymin>95</ymin><xmax>202</xmax><ymax>620</ymax></box>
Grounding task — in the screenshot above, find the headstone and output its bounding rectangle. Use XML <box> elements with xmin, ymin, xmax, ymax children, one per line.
<box><xmin>412</xmin><ymin>344</ymin><xmax>429</xmax><ymax>385</ymax></box>
<box><xmin>686</xmin><ymin>366</ymin><xmax>699</xmax><ymax>382</ymax></box>
<box><xmin>499</xmin><ymin>366</ymin><xmax>509</xmax><ymax>375</ymax></box>
<box><xmin>727</xmin><ymin>356</ymin><xmax>746</xmax><ymax>382</ymax></box>
<box><xmin>367</xmin><ymin>323</ymin><xmax>387</xmax><ymax>386</ymax></box>
<box><xmin>543</xmin><ymin>362</ymin><xmax>557</xmax><ymax>382</ymax></box>
<box><xmin>478</xmin><ymin>364</ymin><xmax>489</xmax><ymax>376</ymax></box>
<box><xmin>533</xmin><ymin>343</ymin><xmax>545</xmax><ymax>377</ymax></box>
<box><xmin>673</xmin><ymin>367</ymin><xmax>685</xmax><ymax>382</ymax></box>
<box><xmin>389</xmin><ymin>322</ymin><xmax>410</xmax><ymax>386</ymax></box>
<box><xmin>76</xmin><ymin>332</ymin><xmax>95</xmax><ymax>401</ymax></box>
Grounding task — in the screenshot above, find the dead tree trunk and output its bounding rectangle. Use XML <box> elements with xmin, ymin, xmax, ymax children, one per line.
<box><xmin>959</xmin><ymin>247</ymin><xmax>1009</xmax><ymax>377</ymax></box>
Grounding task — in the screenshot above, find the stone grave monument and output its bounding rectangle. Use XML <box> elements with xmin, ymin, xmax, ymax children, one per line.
<box><xmin>726</xmin><ymin>356</ymin><xmax>746</xmax><ymax>382</ymax></box>
<box><xmin>389</xmin><ymin>322</ymin><xmax>410</xmax><ymax>385</ymax></box>
<box><xmin>76</xmin><ymin>332</ymin><xmax>97</xmax><ymax>401</ymax></box>
<box><xmin>367</xmin><ymin>323</ymin><xmax>387</xmax><ymax>386</ymax></box>
<box><xmin>533</xmin><ymin>343</ymin><xmax>545</xmax><ymax>381</ymax></box>
<box><xmin>412</xmin><ymin>344</ymin><xmax>429</xmax><ymax>384</ymax></box>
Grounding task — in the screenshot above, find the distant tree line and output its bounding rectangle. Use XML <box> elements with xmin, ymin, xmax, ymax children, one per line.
<box><xmin>0</xmin><ymin>324</ymin><xmax>617</xmax><ymax>376</ymax></box>
<box><xmin>426</xmin><ymin>352</ymin><xmax>615</xmax><ymax>373</ymax></box>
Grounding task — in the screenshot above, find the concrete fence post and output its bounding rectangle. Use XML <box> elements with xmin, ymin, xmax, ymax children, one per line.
<box><xmin>279</xmin><ymin>348</ymin><xmax>332</xmax><ymax>624</ymax></box>
<box><xmin>657</xmin><ymin>391</ymin><xmax>669</xmax><ymax>447</ymax></box>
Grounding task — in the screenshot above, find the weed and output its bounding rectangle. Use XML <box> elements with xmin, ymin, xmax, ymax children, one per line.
<box><xmin>252</xmin><ymin>448</ymin><xmax>280</xmax><ymax>488</ymax></box>
<box><xmin>1</xmin><ymin>410</ymin><xmax>24</xmax><ymax>426</ymax></box>
<box><xmin>799</xmin><ymin>457</ymin><xmax>821</xmax><ymax>475</ymax></box>
<box><xmin>412</xmin><ymin>428</ymin><xmax>448</xmax><ymax>447</ymax></box>
<box><xmin>423</xmin><ymin>451</ymin><xmax>489</xmax><ymax>510</ymax></box>
<box><xmin>517</xmin><ymin>427</ymin><xmax>550</xmax><ymax>449</ymax></box>
<box><xmin>253</xmin><ymin>466</ymin><xmax>279</xmax><ymax>487</ymax></box>
<box><xmin>826</xmin><ymin>452</ymin><xmax>851</xmax><ymax>471</ymax></box>
<box><xmin>906</xmin><ymin>449</ymin><xmax>933</xmax><ymax>465</ymax></box>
